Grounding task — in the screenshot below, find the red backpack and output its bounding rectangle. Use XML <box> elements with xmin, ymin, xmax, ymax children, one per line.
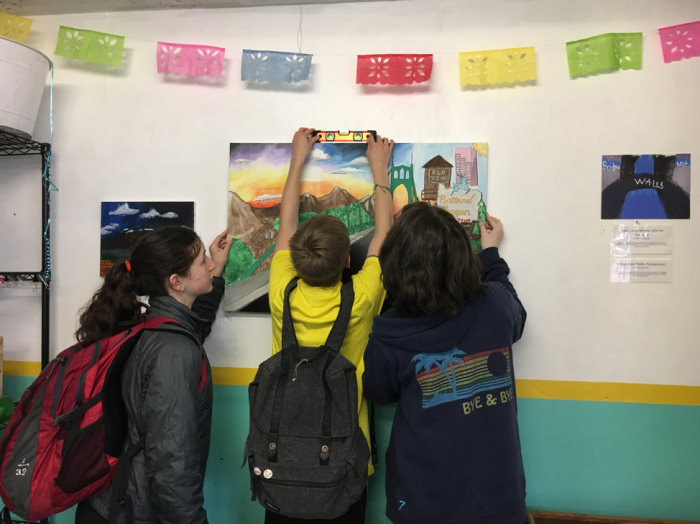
<box><xmin>0</xmin><ymin>317</ymin><xmax>204</xmax><ymax>522</ymax></box>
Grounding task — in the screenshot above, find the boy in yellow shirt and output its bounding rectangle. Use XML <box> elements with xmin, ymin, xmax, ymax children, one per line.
<box><xmin>267</xmin><ymin>127</ymin><xmax>394</xmax><ymax>524</ymax></box>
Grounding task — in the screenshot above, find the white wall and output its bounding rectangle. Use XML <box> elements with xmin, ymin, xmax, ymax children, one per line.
<box><xmin>1</xmin><ymin>0</ymin><xmax>699</xmax><ymax>386</ymax></box>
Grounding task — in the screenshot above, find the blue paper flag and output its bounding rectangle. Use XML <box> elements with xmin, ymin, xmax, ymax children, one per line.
<box><xmin>241</xmin><ymin>49</ymin><xmax>313</xmax><ymax>83</ymax></box>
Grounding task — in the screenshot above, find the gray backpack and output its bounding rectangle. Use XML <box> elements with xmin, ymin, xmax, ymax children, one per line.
<box><xmin>244</xmin><ymin>278</ymin><xmax>370</xmax><ymax>519</ymax></box>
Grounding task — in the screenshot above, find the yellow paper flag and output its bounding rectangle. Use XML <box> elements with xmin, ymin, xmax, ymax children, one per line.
<box><xmin>0</xmin><ymin>12</ymin><xmax>33</xmax><ymax>43</ymax></box>
<box><xmin>460</xmin><ymin>47</ymin><xmax>536</xmax><ymax>86</ymax></box>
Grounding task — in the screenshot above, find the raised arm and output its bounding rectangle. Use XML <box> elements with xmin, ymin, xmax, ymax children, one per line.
<box><xmin>191</xmin><ymin>231</ymin><xmax>231</xmax><ymax>340</ymax></box>
<box><xmin>478</xmin><ymin>214</ymin><xmax>526</xmax><ymax>342</ymax></box>
<box><xmin>366</xmin><ymin>134</ymin><xmax>395</xmax><ymax>257</ymax></box>
<box><xmin>273</xmin><ymin>128</ymin><xmax>320</xmax><ymax>255</ymax></box>
<box><xmin>478</xmin><ymin>214</ymin><xmax>513</xmax><ymax>289</ymax></box>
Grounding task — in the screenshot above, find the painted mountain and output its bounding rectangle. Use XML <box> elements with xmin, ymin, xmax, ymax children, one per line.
<box><xmin>226</xmin><ymin>142</ymin><xmax>373</xmax><ymax>286</ymax></box>
<box><xmin>225</xmin><ymin>142</ymin><xmax>489</xmax><ymax>291</ymax></box>
<box><xmin>100</xmin><ymin>201</ymin><xmax>195</xmax><ymax>276</ymax></box>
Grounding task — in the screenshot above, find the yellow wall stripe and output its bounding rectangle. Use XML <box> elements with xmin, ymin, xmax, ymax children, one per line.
<box><xmin>5</xmin><ymin>362</ymin><xmax>700</xmax><ymax>406</ymax></box>
<box><xmin>211</xmin><ymin>366</ymin><xmax>257</xmax><ymax>386</ymax></box>
<box><xmin>515</xmin><ymin>379</ymin><xmax>700</xmax><ymax>406</ymax></box>
<box><xmin>4</xmin><ymin>361</ymin><xmax>42</xmax><ymax>377</ymax></box>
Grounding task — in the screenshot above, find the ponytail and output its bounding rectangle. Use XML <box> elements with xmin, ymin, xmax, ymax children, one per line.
<box><xmin>76</xmin><ymin>226</ymin><xmax>202</xmax><ymax>347</ymax></box>
<box><xmin>75</xmin><ymin>262</ymin><xmax>143</xmax><ymax>347</ymax></box>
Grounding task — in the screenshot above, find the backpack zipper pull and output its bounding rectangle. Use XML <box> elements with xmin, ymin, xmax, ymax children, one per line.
<box><xmin>45</xmin><ymin>357</ymin><xmax>67</xmax><ymax>382</ymax></box>
<box><xmin>292</xmin><ymin>359</ymin><xmax>308</xmax><ymax>382</ymax></box>
<box><xmin>52</xmin><ymin>401</ymin><xmax>81</xmax><ymax>427</ymax></box>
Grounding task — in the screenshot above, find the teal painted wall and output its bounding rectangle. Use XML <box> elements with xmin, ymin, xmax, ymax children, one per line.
<box><xmin>2</xmin><ymin>378</ymin><xmax>698</xmax><ymax>524</ymax></box>
<box><xmin>518</xmin><ymin>398</ymin><xmax>700</xmax><ymax>521</ymax></box>
<box><xmin>4</xmin><ymin>376</ymin><xmax>33</xmax><ymax>408</ymax></box>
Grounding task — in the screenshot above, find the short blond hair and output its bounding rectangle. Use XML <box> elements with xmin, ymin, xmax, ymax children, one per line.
<box><xmin>289</xmin><ymin>215</ymin><xmax>350</xmax><ymax>287</ymax></box>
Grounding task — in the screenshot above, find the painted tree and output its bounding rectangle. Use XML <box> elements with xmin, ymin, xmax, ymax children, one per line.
<box><xmin>478</xmin><ymin>199</ymin><xmax>487</xmax><ymax>223</ymax></box>
<box><xmin>225</xmin><ymin>238</ymin><xmax>256</xmax><ymax>285</ymax></box>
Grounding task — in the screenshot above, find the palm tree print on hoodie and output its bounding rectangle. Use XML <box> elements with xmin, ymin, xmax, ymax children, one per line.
<box><xmin>412</xmin><ymin>347</ymin><xmax>512</xmax><ymax>408</ymax></box>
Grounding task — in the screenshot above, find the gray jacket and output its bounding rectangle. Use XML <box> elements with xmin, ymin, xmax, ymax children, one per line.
<box><xmin>89</xmin><ymin>277</ymin><xmax>224</xmax><ymax>524</ymax></box>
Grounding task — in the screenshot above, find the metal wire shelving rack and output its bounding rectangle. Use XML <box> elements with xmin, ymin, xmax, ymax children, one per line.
<box><xmin>0</xmin><ymin>130</ymin><xmax>52</xmax><ymax>524</ymax></box>
<box><xmin>0</xmin><ymin>129</ymin><xmax>52</xmax><ymax>371</ymax></box>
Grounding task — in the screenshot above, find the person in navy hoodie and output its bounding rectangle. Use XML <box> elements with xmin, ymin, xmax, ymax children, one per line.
<box><xmin>363</xmin><ymin>202</ymin><xmax>527</xmax><ymax>524</ymax></box>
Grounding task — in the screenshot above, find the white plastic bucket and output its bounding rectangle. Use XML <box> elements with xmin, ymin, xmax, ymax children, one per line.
<box><xmin>0</xmin><ymin>37</ymin><xmax>52</xmax><ymax>139</ymax></box>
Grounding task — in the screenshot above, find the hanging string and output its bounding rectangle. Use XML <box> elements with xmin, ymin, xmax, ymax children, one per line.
<box><xmin>42</xmin><ymin>66</ymin><xmax>58</xmax><ymax>284</ymax></box>
<box><xmin>49</xmin><ymin>63</ymin><xmax>53</xmax><ymax>144</ymax></box>
<box><xmin>41</xmin><ymin>150</ymin><xmax>56</xmax><ymax>284</ymax></box>
<box><xmin>26</xmin><ymin>15</ymin><xmax>664</xmax><ymax>58</ymax></box>
<box><xmin>297</xmin><ymin>5</ymin><xmax>303</xmax><ymax>54</ymax></box>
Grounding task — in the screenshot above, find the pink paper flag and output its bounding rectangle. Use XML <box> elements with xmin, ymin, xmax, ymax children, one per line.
<box><xmin>658</xmin><ymin>21</ymin><xmax>700</xmax><ymax>63</ymax></box>
<box><xmin>157</xmin><ymin>42</ymin><xmax>225</xmax><ymax>76</ymax></box>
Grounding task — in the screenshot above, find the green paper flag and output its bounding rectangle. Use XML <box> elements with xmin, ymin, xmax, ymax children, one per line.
<box><xmin>54</xmin><ymin>25</ymin><xmax>125</xmax><ymax>67</ymax></box>
<box><xmin>566</xmin><ymin>33</ymin><xmax>643</xmax><ymax>77</ymax></box>
<box><xmin>611</xmin><ymin>33</ymin><xmax>643</xmax><ymax>70</ymax></box>
<box><xmin>566</xmin><ymin>34</ymin><xmax>616</xmax><ymax>77</ymax></box>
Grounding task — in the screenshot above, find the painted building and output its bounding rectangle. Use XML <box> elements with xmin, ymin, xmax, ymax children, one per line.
<box><xmin>455</xmin><ymin>146</ymin><xmax>478</xmax><ymax>188</ymax></box>
<box><xmin>421</xmin><ymin>155</ymin><xmax>453</xmax><ymax>201</ymax></box>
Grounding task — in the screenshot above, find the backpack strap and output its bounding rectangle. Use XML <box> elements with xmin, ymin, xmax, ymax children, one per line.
<box><xmin>281</xmin><ymin>278</ymin><xmax>300</xmax><ymax>351</ymax></box>
<box><xmin>267</xmin><ymin>280</ymin><xmax>301</xmax><ymax>460</ymax></box>
<box><xmin>149</xmin><ymin>322</ymin><xmax>209</xmax><ymax>392</ymax></box>
<box><xmin>269</xmin><ymin>279</ymin><xmax>299</xmax><ymax>461</ymax></box>
<box><xmin>269</xmin><ymin>278</ymin><xmax>355</xmax><ymax>464</ymax></box>
<box><xmin>280</xmin><ymin>278</ymin><xmax>355</xmax><ymax>354</ymax></box>
<box><xmin>144</xmin><ymin>322</ymin><xmax>204</xmax><ymax>351</ymax></box>
<box><xmin>322</xmin><ymin>281</ymin><xmax>355</xmax><ymax>354</ymax></box>
<box><xmin>109</xmin><ymin>439</ymin><xmax>145</xmax><ymax>524</ymax></box>
<box><xmin>319</xmin><ymin>281</ymin><xmax>354</xmax><ymax>465</ymax></box>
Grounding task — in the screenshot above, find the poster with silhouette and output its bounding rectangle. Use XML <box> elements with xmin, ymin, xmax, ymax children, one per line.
<box><xmin>100</xmin><ymin>202</ymin><xmax>195</xmax><ymax>276</ymax></box>
<box><xmin>601</xmin><ymin>155</ymin><xmax>690</xmax><ymax>219</ymax></box>
<box><xmin>225</xmin><ymin>142</ymin><xmax>488</xmax><ymax>311</ymax></box>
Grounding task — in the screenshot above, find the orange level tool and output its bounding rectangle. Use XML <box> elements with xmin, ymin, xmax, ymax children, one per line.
<box><xmin>313</xmin><ymin>130</ymin><xmax>377</xmax><ymax>143</ymax></box>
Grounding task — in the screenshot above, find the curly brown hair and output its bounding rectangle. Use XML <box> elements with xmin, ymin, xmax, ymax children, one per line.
<box><xmin>379</xmin><ymin>202</ymin><xmax>485</xmax><ymax>317</ymax></box>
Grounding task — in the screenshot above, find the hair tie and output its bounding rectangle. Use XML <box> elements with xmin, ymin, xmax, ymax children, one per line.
<box><xmin>125</xmin><ymin>261</ymin><xmax>132</xmax><ymax>272</ymax></box>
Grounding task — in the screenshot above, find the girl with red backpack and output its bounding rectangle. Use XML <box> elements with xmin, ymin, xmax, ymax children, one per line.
<box><xmin>72</xmin><ymin>226</ymin><xmax>232</xmax><ymax>524</ymax></box>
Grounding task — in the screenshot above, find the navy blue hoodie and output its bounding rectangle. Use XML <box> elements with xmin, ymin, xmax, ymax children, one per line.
<box><xmin>363</xmin><ymin>248</ymin><xmax>527</xmax><ymax>524</ymax></box>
